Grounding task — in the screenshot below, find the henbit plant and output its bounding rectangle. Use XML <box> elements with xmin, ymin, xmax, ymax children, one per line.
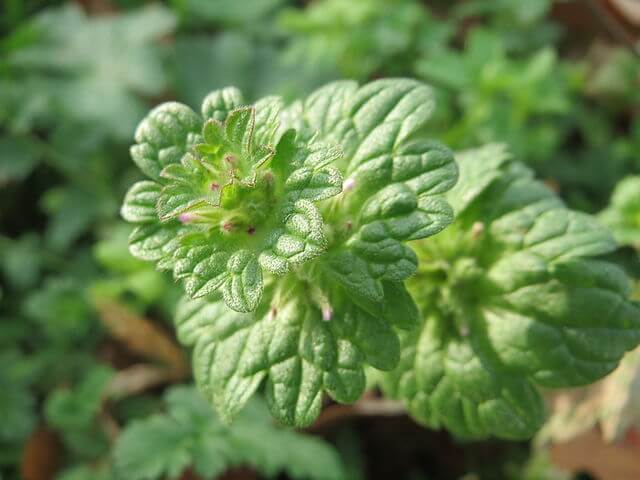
<box><xmin>122</xmin><ymin>78</ymin><xmax>458</xmax><ymax>426</ymax></box>
<box><xmin>122</xmin><ymin>80</ymin><xmax>640</xmax><ymax>437</ymax></box>
<box><xmin>381</xmin><ymin>144</ymin><xmax>640</xmax><ymax>439</ymax></box>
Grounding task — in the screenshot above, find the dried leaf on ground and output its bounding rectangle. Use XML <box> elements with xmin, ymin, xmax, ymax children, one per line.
<box><xmin>96</xmin><ymin>301</ymin><xmax>188</xmax><ymax>380</ymax></box>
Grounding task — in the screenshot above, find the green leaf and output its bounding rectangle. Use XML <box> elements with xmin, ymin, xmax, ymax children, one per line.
<box><xmin>323</xmin><ymin>250</ymin><xmax>384</xmax><ymax>303</ymax></box>
<box><xmin>225</xmin><ymin>107</ymin><xmax>254</xmax><ymax>153</ymax></box>
<box><xmin>45</xmin><ymin>366</ymin><xmax>113</xmax><ymax>458</ymax></box>
<box><xmin>285</xmin><ymin>165</ymin><xmax>343</xmax><ymax>201</ymax></box>
<box><xmin>114</xmin><ymin>386</ymin><xmax>345</xmax><ymax>480</ymax></box>
<box><xmin>252</xmin><ymin>96</ymin><xmax>283</xmax><ymax>147</ymax></box>
<box><xmin>486</xmin><ymin>256</ymin><xmax>640</xmax><ymax>387</ymax></box>
<box><xmin>379</xmin><ymin>281</ymin><xmax>419</xmax><ymax>330</ymax></box>
<box><xmin>600</xmin><ymin>175</ymin><xmax>640</xmax><ymax>248</ymax></box>
<box><xmin>131</xmin><ymin>102</ymin><xmax>202</xmax><ymax>180</ymax></box>
<box><xmin>176</xmin><ymin>295</ymin><xmax>397</xmax><ymax>427</ymax></box>
<box><xmin>129</xmin><ymin>223</ymin><xmax>180</xmax><ymax>262</ymax></box>
<box><xmin>0</xmin><ymin>352</ymin><xmax>36</xmax><ymax>445</ymax></box>
<box><xmin>0</xmin><ymin>135</ymin><xmax>39</xmax><ymax>184</ymax></box>
<box><xmin>360</xmin><ymin>182</ymin><xmax>453</xmax><ymax>241</ymax></box>
<box><xmin>387</xmin><ymin>144</ymin><xmax>640</xmax><ymax>439</ymax></box>
<box><xmin>23</xmin><ymin>277</ymin><xmax>92</xmax><ymax>344</ymax></box>
<box><xmin>11</xmin><ymin>4</ymin><xmax>176</xmax><ymax>139</ymax></box>
<box><xmin>156</xmin><ymin>154</ymin><xmax>222</xmax><ymax>220</ymax></box>
<box><xmin>446</xmin><ymin>143</ymin><xmax>512</xmax><ymax>214</ymax></box>
<box><xmin>382</xmin><ymin>317</ymin><xmax>545</xmax><ymax>440</ymax></box>
<box><xmin>222</xmin><ymin>250</ymin><xmax>263</xmax><ymax>313</ymax></box>
<box><xmin>350</xmin><ymin>230</ymin><xmax>418</xmax><ymax>282</ymax></box>
<box><xmin>0</xmin><ymin>234</ymin><xmax>43</xmax><ymax>290</ymax></box>
<box><xmin>121</xmin><ymin>181</ymin><xmax>161</xmax><ymax>223</ymax></box>
<box><xmin>302</xmin><ymin>79</ymin><xmax>436</xmax><ymax>162</ymax></box>
<box><xmin>55</xmin><ymin>465</ymin><xmax>112</xmax><ymax>480</ymax></box>
<box><xmin>260</xmin><ymin>200</ymin><xmax>327</xmax><ymax>275</ymax></box>
<box><xmin>201</xmin><ymin>86</ymin><xmax>245</xmax><ymax>122</ymax></box>
<box><xmin>175</xmin><ymin>238</ymin><xmax>231</xmax><ymax>299</ymax></box>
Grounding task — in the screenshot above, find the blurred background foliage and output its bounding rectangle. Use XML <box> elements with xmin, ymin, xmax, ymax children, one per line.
<box><xmin>1</xmin><ymin>0</ymin><xmax>639</xmax><ymax>479</ymax></box>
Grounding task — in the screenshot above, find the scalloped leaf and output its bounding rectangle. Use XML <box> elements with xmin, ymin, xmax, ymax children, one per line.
<box><xmin>221</xmin><ymin>250</ymin><xmax>263</xmax><ymax>313</ymax></box>
<box><xmin>201</xmin><ymin>86</ymin><xmax>245</xmax><ymax>122</ymax></box>
<box><xmin>259</xmin><ymin>200</ymin><xmax>327</xmax><ymax>275</ymax></box>
<box><xmin>129</xmin><ymin>223</ymin><xmax>180</xmax><ymax>262</ymax></box>
<box><xmin>382</xmin><ymin>318</ymin><xmax>546</xmax><ymax>440</ymax></box>
<box><xmin>121</xmin><ymin>181</ymin><xmax>161</xmax><ymax>223</ymax></box>
<box><xmin>175</xmin><ymin>295</ymin><xmax>398</xmax><ymax>427</ymax></box>
<box><xmin>131</xmin><ymin>102</ymin><xmax>202</xmax><ymax>180</ymax></box>
<box><xmin>388</xmin><ymin>144</ymin><xmax>640</xmax><ymax>439</ymax></box>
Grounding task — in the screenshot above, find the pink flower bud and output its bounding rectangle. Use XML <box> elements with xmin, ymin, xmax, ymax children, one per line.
<box><xmin>343</xmin><ymin>177</ymin><xmax>356</xmax><ymax>192</ymax></box>
<box><xmin>178</xmin><ymin>213</ymin><xmax>194</xmax><ymax>224</ymax></box>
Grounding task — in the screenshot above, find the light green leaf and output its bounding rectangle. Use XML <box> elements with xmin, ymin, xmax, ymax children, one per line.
<box><xmin>131</xmin><ymin>102</ymin><xmax>202</xmax><ymax>180</ymax></box>
<box><xmin>323</xmin><ymin>249</ymin><xmax>384</xmax><ymax>303</ymax></box>
<box><xmin>121</xmin><ymin>181</ymin><xmax>161</xmax><ymax>223</ymax></box>
<box><xmin>252</xmin><ymin>96</ymin><xmax>283</xmax><ymax>146</ymax></box>
<box><xmin>224</xmin><ymin>108</ymin><xmax>254</xmax><ymax>154</ymax></box>
<box><xmin>176</xmin><ymin>239</ymin><xmax>231</xmax><ymax>299</ymax></box>
<box><xmin>600</xmin><ymin>175</ymin><xmax>640</xmax><ymax>248</ymax></box>
<box><xmin>285</xmin><ymin>165</ymin><xmax>343</xmax><ymax>202</ymax></box>
<box><xmin>446</xmin><ymin>143</ymin><xmax>512</xmax><ymax>214</ymax></box>
<box><xmin>201</xmin><ymin>86</ymin><xmax>245</xmax><ymax>122</ymax></box>
<box><xmin>350</xmin><ymin>226</ymin><xmax>418</xmax><ymax>282</ymax></box>
<box><xmin>302</xmin><ymin>79</ymin><xmax>435</xmax><ymax>160</ymax></box>
<box><xmin>129</xmin><ymin>223</ymin><xmax>180</xmax><ymax>262</ymax></box>
<box><xmin>360</xmin><ymin>183</ymin><xmax>454</xmax><ymax>241</ymax></box>
<box><xmin>156</xmin><ymin>155</ymin><xmax>221</xmax><ymax>220</ymax></box>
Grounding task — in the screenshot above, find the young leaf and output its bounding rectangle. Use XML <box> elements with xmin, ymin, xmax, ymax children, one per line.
<box><xmin>125</xmin><ymin>90</ymin><xmax>345</xmax><ymax>312</ymax></box>
<box><xmin>201</xmin><ymin>86</ymin><xmax>245</xmax><ymax>122</ymax></box>
<box><xmin>130</xmin><ymin>102</ymin><xmax>202</xmax><ymax>180</ymax></box>
<box><xmin>121</xmin><ymin>181</ymin><xmax>161</xmax><ymax>223</ymax></box>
